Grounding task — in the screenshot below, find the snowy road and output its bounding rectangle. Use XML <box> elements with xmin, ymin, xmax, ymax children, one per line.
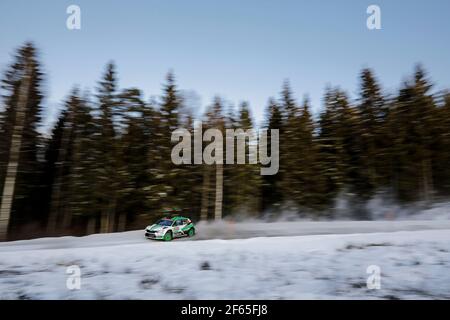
<box><xmin>194</xmin><ymin>219</ymin><xmax>450</xmax><ymax>240</ymax></box>
<box><xmin>1</xmin><ymin>220</ymin><xmax>450</xmax><ymax>252</ymax></box>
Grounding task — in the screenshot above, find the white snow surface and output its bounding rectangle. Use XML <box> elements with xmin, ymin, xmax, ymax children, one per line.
<box><xmin>0</xmin><ymin>225</ymin><xmax>449</xmax><ymax>299</ymax></box>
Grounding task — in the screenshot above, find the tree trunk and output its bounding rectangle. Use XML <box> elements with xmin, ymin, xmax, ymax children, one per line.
<box><xmin>47</xmin><ymin>109</ymin><xmax>75</xmax><ymax>234</ymax></box>
<box><xmin>62</xmin><ymin>208</ymin><xmax>72</xmax><ymax>231</ymax></box>
<box><xmin>214</xmin><ymin>163</ymin><xmax>223</xmax><ymax>220</ymax></box>
<box><xmin>0</xmin><ymin>62</ymin><xmax>32</xmax><ymax>241</ymax></box>
<box><xmin>86</xmin><ymin>216</ymin><xmax>96</xmax><ymax>235</ymax></box>
<box><xmin>100</xmin><ymin>210</ymin><xmax>109</xmax><ymax>233</ymax></box>
<box><xmin>117</xmin><ymin>213</ymin><xmax>127</xmax><ymax>232</ymax></box>
<box><xmin>101</xmin><ymin>198</ymin><xmax>116</xmax><ymax>233</ymax></box>
<box><xmin>200</xmin><ymin>167</ymin><xmax>210</xmax><ymax>221</ymax></box>
<box><xmin>422</xmin><ymin>158</ymin><xmax>433</xmax><ymax>202</ymax></box>
<box><xmin>108</xmin><ymin>202</ymin><xmax>116</xmax><ymax>233</ymax></box>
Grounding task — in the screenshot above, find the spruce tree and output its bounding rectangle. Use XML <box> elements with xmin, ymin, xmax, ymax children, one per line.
<box><xmin>357</xmin><ymin>69</ymin><xmax>386</xmax><ymax>195</ymax></box>
<box><xmin>0</xmin><ymin>43</ymin><xmax>43</xmax><ymax>239</ymax></box>
<box><xmin>45</xmin><ymin>90</ymin><xmax>97</xmax><ymax>234</ymax></box>
<box><xmin>66</xmin><ymin>92</ymin><xmax>97</xmax><ymax>233</ymax></box>
<box><xmin>296</xmin><ymin>97</ymin><xmax>326</xmax><ymax>212</ymax></box>
<box><xmin>95</xmin><ymin>62</ymin><xmax>119</xmax><ymax>232</ymax></box>
<box><xmin>318</xmin><ymin>87</ymin><xmax>357</xmax><ymax>215</ymax></box>
<box><xmin>116</xmin><ymin>89</ymin><xmax>150</xmax><ymax>229</ymax></box>
<box><xmin>225</xmin><ymin>102</ymin><xmax>262</xmax><ymax>217</ymax></box>
<box><xmin>390</xmin><ymin>66</ymin><xmax>436</xmax><ymax>202</ymax></box>
<box><xmin>47</xmin><ymin>91</ymin><xmax>78</xmax><ymax>233</ymax></box>
<box><xmin>156</xmin><ymin>72</ymin><xmax>189</xmax><ymax>215</ymax></box>
<box><xmin>203</xmin><ymin>97</ymin><xmax>226</xmax><ymax>220</ymax></box>
<box><xmin>433</xmin><ymin>92</ymin><xmax>450</xmax><ymax>195</ymax></box>
<box><xmin>261</xmin><ymin>98</ymin><xmax>283</xmax><ymax>214</ymax></box>
<box><xmin>278</xmin><ymin>81</ymin><xmax>301</xmax><ymax>211</ymax></box>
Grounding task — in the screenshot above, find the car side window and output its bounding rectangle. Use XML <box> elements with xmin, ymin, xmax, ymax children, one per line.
<box><xmin>174</xmin><ymin>220</ymin><xmax>182</xmax><ymax>226</ymax></box>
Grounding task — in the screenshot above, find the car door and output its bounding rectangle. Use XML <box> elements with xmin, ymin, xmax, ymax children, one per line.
<box><xmin>179</xmin><ymin>219</ymin><xmax>189</xmax><ymax>234</ymax></box>
<box><xmin>173</xmin><ymin>220</ymin><xmax>184</xmax><ymax>237</ymax></box>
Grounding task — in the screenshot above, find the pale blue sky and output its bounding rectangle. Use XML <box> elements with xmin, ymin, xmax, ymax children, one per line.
<box><xmin>1</xmin><ymin>0</ymin><xmax>450</xmax><ymax>129</ymax></box>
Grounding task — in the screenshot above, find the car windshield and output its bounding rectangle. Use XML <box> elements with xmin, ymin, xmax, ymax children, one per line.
<box><xmin>156</xmin><ymin>219</ymin><xmax>172</xmax><ymax>226</ymax></box>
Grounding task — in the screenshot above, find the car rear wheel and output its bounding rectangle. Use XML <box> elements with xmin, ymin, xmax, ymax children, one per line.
<box><xmin>188</xmin><ymin>228</ymin><xmax>195</xmax><ymax>237</ymax></box>
<box><xmin>164</xmin><ymin>231</ymin><xmax>173</xmax><ymax>241</ymax></box>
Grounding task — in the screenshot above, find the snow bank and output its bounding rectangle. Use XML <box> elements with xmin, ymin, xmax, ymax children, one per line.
<box><xmin>0</xmin><ymin>229</ymin><xmax>449</xmax><ymax>299</ymax></box>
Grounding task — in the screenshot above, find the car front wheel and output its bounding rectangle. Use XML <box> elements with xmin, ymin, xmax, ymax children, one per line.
<box><xmin>164</xmin><ymin>231</ymin><xmax>173</xmax><ymax>241</ymax></box>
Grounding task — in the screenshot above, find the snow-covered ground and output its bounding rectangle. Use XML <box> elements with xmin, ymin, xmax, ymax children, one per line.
<box><xmin>0</xmin><ymin>225</ymin><xmax>449</xmax><ymax>299</ymax></box>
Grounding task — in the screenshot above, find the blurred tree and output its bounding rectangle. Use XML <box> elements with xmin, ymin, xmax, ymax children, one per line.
<box><xmin>95</xmin><ymin>62</ymin><xmax>119</xmax><ymax>233</ymax></box>
<box><xmin>203</xmin><ymin>97</ymin><xmax>226</xmax><ymax>220</ymax></box>
<box><xmin>116</xmin><ymin>89</ymin><xmax>152</xmax><ymax>230</ymax></box>
<box><xmin>433</xmin><ymin>92</ymin><xmax>450</xmax><ymax>195</ymax></box>
<box><xmin>66</xmin><ymin>92</ymin><xmax>97</xmax><ymax>232</ymax></box>
<box><xmin>278</xmin><ymin>81</ymin><xmax>301</xmax><ymax>211</ymax></box>
<box><xmin>225</xmin><ymin>102</ymin><xmax>262</xmax><ymax>217</ymax></box>
<box><xmin>0</xmin><ymin>43</ymin><xmax>43</xmax><ymax>240</ymax></box>
<box><xmin>156</xmin><ymin>72</ymin><xmax>195</xmax><ymax>215</ymax></box>
<box><xmin>317</xmin><ymin>87</ymin><xmax>347</xmax><ymax>209</ymax></box>
<box><xmin>318</xmin><ymin>88</ymin><xmax>366</xmax><ymax>217</ymax></box>
<box><xmin>47</xmin><ymin>91</ymin><xmax>77</xmax><ymax>233</ymax></box>
<box><xmin>261</xmin><ymin>98</ymin><xmax>283</xmax><ymax>214</ymax></box>
<box><xmin>45</xmin><ymin>90</ymin><xmax>97</xmax><ymax>234</ymax></box>
<box><xmin>390</xmin><ymin>66</ymin><xmax>436</xmax><ymax>202</ymax></box>
<box><xmin>357</xmin><ymin>69</ymin><xmax>387</xmax><ymax>195</ymax></box>
<box><xmin>296</xmin><ymin>97</ymin><xmax>326</xmax><ymax>212</ymax></box>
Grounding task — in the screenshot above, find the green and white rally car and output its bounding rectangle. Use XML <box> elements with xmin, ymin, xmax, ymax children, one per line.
<box><xmin>145</xmin><ymin>216</ymin><xmax>195</xmax><ymax>241</ymax></box>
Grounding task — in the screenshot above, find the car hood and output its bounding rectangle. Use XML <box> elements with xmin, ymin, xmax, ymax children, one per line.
<box><xmin>146</xmin><ymin>224</ymin><xmax>167</xmax><ymax>232</ymax></box>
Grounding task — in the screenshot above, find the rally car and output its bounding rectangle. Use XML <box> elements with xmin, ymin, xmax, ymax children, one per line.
<box><xmin>145</xmin><ymin>216</ymin><xmax>195</xmax><ymax>241</ymax></box>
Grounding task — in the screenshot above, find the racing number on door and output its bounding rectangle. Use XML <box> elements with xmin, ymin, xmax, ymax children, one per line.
<box><xmin>174</xmin><ymin>220</ymin><xmax>183</xmax><ymax>235</ymax></box>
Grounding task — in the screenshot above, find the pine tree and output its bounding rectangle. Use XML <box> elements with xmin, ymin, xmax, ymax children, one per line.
<box><xmin>203</xmin><ymin>97</ymin><xmax>226</xmax><ymax>220</ymax></box>
<box><xmin>261</xmin><ymin>98</ymin><xmax>283</xmax><ymax>214</ymax></box>
<box><xmin>47</xmin><ymin>91</ymin><xmax>77</xmax><ymax>233</ymax></box>
<box><xmin>45</xmin><ymin>89</ymin><xmax>97</xmax><ymax>234</ymax></box>
<box><xmin>357</xmin><ymin>69</ymin><xmax>387</xmax><ymax>195</ymax></box>
<box><xmin>412</xmin><ymin>66</ymin><xmax>437</xmax><ymax>202</ymax></box>
<box><xmin>278</xmin><ymin>81</ymin><xmax>301</xmax><ymax>211</ymax></box>
<box><xmin>115</xmin><ymin>88</ymin><xmax>176</xmax><ymax>229</ymax></box>
<box><xmin>152</xmin><ymin>71</ymin><xmax>198</xmax><ymax>218</ymax></box>
<box><xmin>390</xmin><ymin>66</ymin><xmax>436</xmax><ymax>202</ymax></box>
<box><xmin>159</xmin><ymin>71</ymin><xmax>181</xmax><ymax>204</ymax></box>
<box><xmin>159</xmin><ymin>71</ymin><xmax>181</xmax><ymax>156</ymax></box>
<box><xmin>0</xmin><ymin>43</ymin><xmax>43</xmax><ymax>240</ymax></box>
<box><xmin>225</xmin><ymin>102</ymin><xmax>262</xmax><ymax>217</ymax></box>
<box><xmin>41</xmin><ymin>109</ymin><xmax>66</xmax><ymax>232</ymax></box>
<box><xmin>317</xmin><ymin>88</ymin><xmax>356</xmax><ymax>214</ymax></box>
<box><xmin>66</xmin><ymin>92</ymin><xmax>97</xmax><ymax>233</ymax></box>
<box><xmin>95</xmin><ymin>62</ymin><xmax>119</xmax><ymax>233</ymax></box>
<box><xmin>117</xmin><ymin>89</ymin><xmax>149</xmax><ymax>229</ymax></box>
<box><xmin>433</xmin><ymin>92</ymin><xmax>450</xmax><ymax>195</ymax></box>
<box><xmin>296</xmin><ymin>97</ymin><xmax>326</xmax><ymax>212</ymax></box>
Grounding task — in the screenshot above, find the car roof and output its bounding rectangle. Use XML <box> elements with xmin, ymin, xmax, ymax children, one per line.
<box><xmin>171</xmin><ymin>216</ymin><xmax>188</xmax><ymax>221</ymax></box>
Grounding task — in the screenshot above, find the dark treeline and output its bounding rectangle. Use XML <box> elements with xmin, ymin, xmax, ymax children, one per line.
<box><xmin>1</xmin><ymin>43</ymin><xmax>450</xmax><ymax>240</ymax></box>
